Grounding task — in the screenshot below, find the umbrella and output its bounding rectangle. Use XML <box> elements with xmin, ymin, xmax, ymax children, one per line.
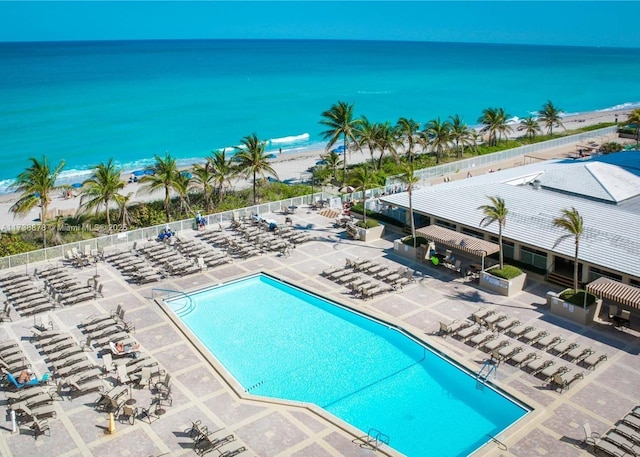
<box><xmin>266</xmin><ymin>154</ymin><xmax>277</xmax><ymax>159</ymax></box>
<box><xmin>71</xmin><ymin>183</ymin><xmax>83</xmax><ymax>189</ymax></box>
<box><xmin>331</xmin><ymin>148</ymin><xmax>344</xmax><ymax>155</ymax></box>
<box><xmin>143</xmin><ymin>169</ymin><xmax>155</xmax><ymax>176</ymax></box>
<box><xmin>315</xmin><ymin>160</ymin><xmax>327</xmax><ymax>165</ymax></box>
<box><xmin>132</xmin><ymin>170</ymin><xmax>146</xmax><ymax>177</ymax></box>
<box><xmin>338</xmin><ymin>185</ymin><xmax>355</xmax><ymax>194</ymax></box>
<box><xmin>180</xmin><ymin>171</ymin><xmax>192</xmax><ymax>179</ymax></box>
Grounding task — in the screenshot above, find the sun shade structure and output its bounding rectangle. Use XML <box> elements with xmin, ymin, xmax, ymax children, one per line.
<box><xmin>586</xmin><ymin>277</ymin><xmax>640</xmax><ymax>310</ymax></box>
<box><xmin>415</xmin><ymin>225</ymin><xmax>500</xmax><ymax>256</ymax></box>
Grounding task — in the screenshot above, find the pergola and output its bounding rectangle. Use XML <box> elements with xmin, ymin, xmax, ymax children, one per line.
<box><xmin>415</xmin><ymin>225</ymin><xmax>500</xmax><ymax>269</ymax></box>
<box><xmin>586</xmin><ymin>277</ymin><xmax>640</xmax><ymax>310</ymax></box>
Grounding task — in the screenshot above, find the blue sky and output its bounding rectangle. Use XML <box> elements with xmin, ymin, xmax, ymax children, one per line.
<box><xmin>1</xmin><ymin>1</ymin><xmax>639</xmax><ymax>48</ymax></box>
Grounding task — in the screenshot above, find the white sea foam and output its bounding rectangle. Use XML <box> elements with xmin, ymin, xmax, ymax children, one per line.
<box><xmin>269</xmin><ymin>133</ymin><xmax>310</xmax><ymax>145</ymax></box>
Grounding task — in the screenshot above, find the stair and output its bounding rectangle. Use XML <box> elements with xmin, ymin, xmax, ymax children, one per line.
<box><xmin>547</xmin><ymin>271</ymin><xmax>575</xmax><ymax>289</ymax></box>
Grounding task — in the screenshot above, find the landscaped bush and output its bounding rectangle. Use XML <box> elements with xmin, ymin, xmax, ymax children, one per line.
<box><xmin>402</xmin><ymin>236</ymin><xmax>428</xmax><ymax>246</ymax></box>
<box><xmin>489</xmin><ymin>265</ymin><xmax>523</xmax><ymax>280</ymax></box>
<box><xmin>356</xmin><ymin>219</ymin><xmax>380</xmax><ymax>229</ymax></box>
<box><xmin>349</xmin><ymin>204</ymin><xmax>404</xmax><ymax>228</ymax></box>
<box><xmin>559</xmin><ymin>289</ymin><xmax>597</xmax><ymax>306</ymax></box>
<box><xmin>600</xmin><ymin>142</ymin><xmax>623</xmax><ymax>153</ymax></box>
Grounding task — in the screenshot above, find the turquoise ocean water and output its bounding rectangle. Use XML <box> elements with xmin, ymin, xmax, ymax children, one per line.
<box><xmin>1</xmin><ymin>39</ymin><xmax>639</xmax><ymax>193</ymax></box>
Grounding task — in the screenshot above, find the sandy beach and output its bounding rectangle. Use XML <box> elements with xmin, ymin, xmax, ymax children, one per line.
<box><xmin>0</xmin><ymin>107</ymin><xmax>634</xmax><ymax>227</ymax></box>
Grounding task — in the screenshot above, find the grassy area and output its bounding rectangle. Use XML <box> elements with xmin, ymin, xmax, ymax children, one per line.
<box><xmin>488</xmin><ymin>265</ymin><xmax>523</xmax><ymax>280</ymax></box>
<box><xmin>559</xmin><ymin>289</ymin><xmax>598</xmax><ymax>307</ymax></box>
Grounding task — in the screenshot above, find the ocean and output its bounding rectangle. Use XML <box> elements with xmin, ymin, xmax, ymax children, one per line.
<box><xmin>1</xmin><ymin>39</ymin><xmax>639</xmax><ymax>193</ymax></box>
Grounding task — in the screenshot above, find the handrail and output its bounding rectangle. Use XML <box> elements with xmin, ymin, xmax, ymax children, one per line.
<box><xmin>152</xmin><ymin>288</ymin><xmax>194</xmax><ymax>316</ymax></box>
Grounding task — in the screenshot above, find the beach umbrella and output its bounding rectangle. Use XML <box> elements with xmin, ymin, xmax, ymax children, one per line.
<box><xmin>331</xmin><ymin>148</ymin><xmax>344</xmax><ymax>155</ymax></box>
<box><xmin>338</xmin><ymin>185</ymin><xmax>355</xmax><ymax>194</ymax></box>
<box><xmin>315</xmin><ymin>160</ymin><xmax>327</xmax><ymax>165</ymax></box>
<box><xmin>143</xmin><ymin>169</ymin><xmax>155</xmax><ymax>176</ymax></box>
<box><xmin>266</xmin><ymin>153</ymin><xmax>277</xmax><ymax>159</ymax></box>
<box><xmin>71</xmin><ymin>183</ymin><xmax>83</xmax><ymax>189</ymax></box>
<box><xmin>180</xmin><ymin>171</ymin><xmax>192</xmax><ymax>179</ymax></box>
<box><xmin>132</xmin><ymin>170</ymin><xmax>145</xmax><ymax>177</ymax></box>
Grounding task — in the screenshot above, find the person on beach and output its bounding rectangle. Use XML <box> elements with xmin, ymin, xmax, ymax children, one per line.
<box><xmin>17</xmin><ymin>369</ymin><xmax>36</xmax><ymax>384</ymax></box>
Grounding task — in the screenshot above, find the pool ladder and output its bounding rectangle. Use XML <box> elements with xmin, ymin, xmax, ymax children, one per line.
<box><xmin>361</xmin><ymin>428</ymin><xmax>390</xmax><ymax>451</ymax></box>
<box><xmin>477</xmin><ymin>360</ymin><xmax>497</xmax><ymax>384</ymax></box>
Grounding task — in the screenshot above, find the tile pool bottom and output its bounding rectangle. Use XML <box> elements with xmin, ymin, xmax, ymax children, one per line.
<box><xmin>166</xmin><ymin>274</ymin><xmax>529</xmax><ymax>456</ymax></box>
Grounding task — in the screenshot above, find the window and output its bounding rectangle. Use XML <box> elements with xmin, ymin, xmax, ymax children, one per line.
<box><xmin>489</xmin><ymin>238</ymin><xmax>514</xmax><ymax>259</ymax></box>
<box><xmin>435</xmin><ymin>219</ymin><xmax>456</xmax><ymax>231</ymax></box>
<box><xmin>588</xmin><ymin>266</ymin><xmax>622</xmax><ymax>283</ymax></box>
<box><xmin>520</xmin><ymin>246</ymin><xmax>547</xmax><ymax>270</ymax></box>
<box><xmin>461</xmin><ymin>227</ymin><xmax>484</xmax><ymax>239</ymax></box>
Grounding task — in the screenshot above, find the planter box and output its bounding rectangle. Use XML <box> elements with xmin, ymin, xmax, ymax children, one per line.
<box><xmin>547</xmin><ymin>290</ymin><xmax>602</xmax><ymax>325</ymax></box>
<box><xmin>359</xmin><ymin>224</ymin><xmax>385</xmax><ymax>242</ymax></box>
<box><xmin>479</xmin><ymin>270</ymin><xmax>527</xmax><ymax>297</ymax></box>
<box><xmin>393</xmin><ymin>239</ymin><xmax>425</xmax><ymax>261</ymax></box>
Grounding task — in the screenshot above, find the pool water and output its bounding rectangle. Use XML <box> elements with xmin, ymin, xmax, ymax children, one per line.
<box><xmin>167</xmin><ymin>274</ymin><xmax>528</xmax><ymax>457</ymax></box>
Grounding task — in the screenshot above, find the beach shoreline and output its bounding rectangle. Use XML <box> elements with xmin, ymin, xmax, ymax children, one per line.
<box><xmin>0</xmin><ymin>107</ymin><xmax>634</xmax><ymax>227</ymax></box>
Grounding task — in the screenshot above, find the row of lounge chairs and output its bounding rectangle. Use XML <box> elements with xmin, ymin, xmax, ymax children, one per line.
<box><xmin>106</xmin><ymin>250</ymin><xmax>164</xmax><ymax>284</ymax></box>
<box><xmin>585</xmin><ymin>407</ymin><xmax>640</xmax><ymax>457</ymax></box>
<box><xmin>186</xmin><ymin>420</ymin><xmax>247</xmax><ymax>456</ymax></box>
<box><xmin>174</xmin><ymin>238</ymin><xmax>234</xmax><ymax>268</ymax></box>
<box><xmin>0</xmin><ymin>273</ymin><xmax>58</xmax><ymax>317</ymax></box>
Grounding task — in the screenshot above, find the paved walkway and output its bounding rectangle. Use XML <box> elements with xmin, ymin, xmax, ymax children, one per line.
<box><xmin>0</xmin><ymin>208</ymin><xmax>638</xmax><ymax>457</ymax></box>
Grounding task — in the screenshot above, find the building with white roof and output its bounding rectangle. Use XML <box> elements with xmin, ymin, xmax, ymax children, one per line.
<box><xmin>380</xmin><ymin>151</ymin><xmax>640</xmax><ymax>287</ymax></box>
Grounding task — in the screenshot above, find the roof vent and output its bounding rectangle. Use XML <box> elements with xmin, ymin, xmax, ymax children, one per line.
<box><xmin>532</xmin><ymin>179</ymin><xmax>541</xmax><ymax>190</ymax></box>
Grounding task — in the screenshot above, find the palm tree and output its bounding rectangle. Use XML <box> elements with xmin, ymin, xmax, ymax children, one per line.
<box><xmin>234</xmin><ymin>133</ymin><xmax>278</xmax><ymax>205</ymax></box>
<box><xmin>552</xmin><ymin>207</ymin><xmax>584</xmax><ymax>292</ymax></box>
<box><xmin>375</xmin><ymin>121</ymin><xmax>400</xmax><ymax>170</ymax></box>
<box><xmin>173</xmin><ymin>171</ymin><xmax>193</xmax><ymax>217</ymax></box>
<box><xmin>114</xmin><ymin>191</ymin><xmax>134</xmax><ymax>230</ymax></box>
<box><xmin>401</xmin><ymin>164</ymin><xmax>420</xmax><ymax>247</ymax></box>
<box><xmin>627</xmin><ymin>108</ymin><xmax>640</xmax><ymax>148</ymax></box>
<box><xmin>323</xmin><ymin>151</ymin><xmax>342</xmax><ymax>183</ymax></box>
<box><xmin>478</xmin><ymin>107</ymin><xmax>512</xmax><ymax>146</ymax></box>
<box><xmin>448</xmin><ymin>114</ymin><xmax>470</xmax><ymax>158</ymax></box>
<box><xmin>207</xmin><ymin>149</ymin><xmax>236</xmax><ymax>205</ymax></box>
<box><xmin>191</xmin><ymin>161</ymin><xmax>215</xmax><ymax>213</ymax></box>
<box><xmin>396</xmin><ymin>117</ymin><xmax>420</xmax><ymax>162</ymax></box>
<box><xmin>319</xmin><ymin>101</ymin><xmax>360</xmax><ymax>185</ymax></box>
<box><xmin>348</xmin><ymin>165</ymin><xmax>375</xmax><ymax>224</ymax></box>
<box><xmin>423</xmin><ymin>118</ymin><xmax>451</xmax><ymax>164</ymax></box>
<box><xmin>79</xmin><ymin>158</ymin><xmax>125</xmax><ymax>234</ymax></box>
<box><xmin>520</xmin><ymin>116</ymin><xmax>542</xmax><ymax>140</ymax></box>
<box><xmin>354</xmin><ymin>116</ymin><xmax>379</xmax><ymax>166</ymax></box>
<box><xmin>10</xmin><ymin>156</ymin><xmax>66</xmax><ymax>248</ymax></box>
<box><xmin>538</xmin><ymin>100</ymin><xmax>564</xmax><ymax>135</ymax></box>
<box><xmin>138</xmin><ymin>153</ymin><xmax>180</xmax><ymax>223</ymax></box>
<box><xmin>478</xmin><ymin>196</ymin><xmax>508</xmax><ymax>269</ymax></box>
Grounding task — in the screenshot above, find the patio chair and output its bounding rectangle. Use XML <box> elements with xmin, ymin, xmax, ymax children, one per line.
<box><xmin>119</xmin><ymin>404</ymin><xmax>138</xmax><ymax>425</ymax></box>
<box><xmin>438</xmin><ymin>320</ymin><xmax>470</xmax><ymax>338</ymax></box>
<box><xmin>614</xmin><ymin>423</ymin><xmax>640</xmax><ymax>446</ymax></box>
<box><xmin>468</xmin><ymin>330</ymin><xmax>496</xmax><ymax>348</ymax></box>
<box><xmin>534</xmin><ymin>335</ymin><xmax>562</xmax><ymax>351</ymax></box>
<box><xmin>565</xmin><ymin>347</ymin><xmax>594</xmax><ymax>364</ymax></box>
<box><xmin>67</xmin><ymin>378</ymin><xmax>105</xmax><ymax>398</ymax></box>
<box><xmin>521</xmin><ymin>329</ymin><xmax>548</xmax><ymax>345</ymax></box>
<box><xmin>481</xmin><ymin>337</ymin><xmax>509</xmax><ymax>353</ymax></box>
<box><xmin>471</xmin><ymin>308</ymin><xmax>495</xmax><ymax>325</ymax></box>
<box><xmin>550</xmin><ymin>371</ymin><xmax>584</xmax><ymax>393</ymax></box>
<box><xmin>491</xmin><ymin>346</ymin><xmax>523</xmax><ymax>365</ymax></box>
<box><xmin>483</xmin><ymin>313</ymin><xmax>508</xmax><ymax>331</ymax></box>
<box><xmin>538</xmin><ymin>364</ymin><xmax>569</xmax><ymax>382</ymax></box>
<box><xmin>507</xmin><ymin>325</ymin><xmax>534</xmax><ymax>339</ymax></box>
<box><xmin>30</xmin><ymin>418</ymin><xmax>50</xmax><ymax>439</ymax></box>
<box><xmin>454</xmin><ymin>324</ymin><xmax>482</xmax><ymax>342</ymax></box>
<box><xmin>603</xmin><ymin>430</ymin><xmax>640</xmax><ymax>455</ymax></box>
<box><xmin>550</xmin><ymin>341</ymin><xmax>578</xmax><ymax>358</ymax></box>
<box><xmin>495</xmin><ymin>317</ymin><xmax>520</xmax><ymax>333</ymax></box>
<box><xmin>525</xmin><ymin>358</ymin><xmax>554</xmax><ymax>376</ymax></box>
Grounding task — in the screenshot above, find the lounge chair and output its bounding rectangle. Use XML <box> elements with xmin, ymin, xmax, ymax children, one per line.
<box><xmin>6</xmin><ymin>372</ymin><xmax>51</xmax><ymax>389</ymax></box>
<box><xmin>538</xmin><ymin>364</ymin><xmax>569</xmax><ymax>382</ymax></box>
<box><xmin>615</xmin><ymin>423</ymin><xmax>640</xmax><ymax>446</ymax></box>
<box><xmin>581</xmin><ymin>353</ymin><xmax>607</xmax><ymax>370</ymax></box>
<box><xmin>495</xmin><ymin>317</ymin><xmax>520</xmax><ymax>333</ymax></box>
<box><xmin>438</xmin><ymin>320</ymin><xmax>470</xmax><ymax>337</ymax></box>
<box><xmin>550</xmin><ymin>341</ymin><xmax>578</xmax><ymax>358</ymax></box>
<box><xmin>565</xmin><ymin>347</ymin><xmax>594</xmax><ymax>364</ymax></box>
<box><xmin>67</xmin><ymin>378</ymin><xmax>105</xmax><ymax>398</ymax></box>
<box><xmin>525</xmin><ymin>358</ymin><xmax>554</xmax><ymax>376</ymax></box>
<box><xmin>472</xmin><ymin>308</ymin><xmax>495</xmax><ymax>324</ymax></box>
<box><xmin>550</xmin><ymin>371</ymin><xmax>584</xmax><ymax>392</ymax></box>
<box><xmin>583</xmin><ymin>423</ymin><xmax>630</xmax><ymax>457</ymax></box>
<box><xmin>521</xmin><ymin>329</ymin><xmax>548</xmax><ymax>345</ymax></box>
<box><xmin>455</xmin><ymin>324</ymin><xmax>482</xmax><ymax>342</ymax></box>
<box><xmin>507</xmin><ymin>325</ymin><xmax>535</xmax><ymax>339</ymax></box>
<box><xmin>481</xmin><ymin>337</ymin><xmax>509</xmax><ymax>353</ymax></box>
<box><xmin>468</xmin><ymin>331</ymin><xmax>496</xmax><ymax>348</ymax></box>
<box><xmin>603</xmin><ymin>430</ymin><xmax>640</xmax><ymax>455</ymax></box>
<box><xmin>218</xmin><ymin>446</ymin><xmax>247</xmax><ymax>457</ymax></box>
<box><xmin>534</xmin><ymin>335</ymin><xmax>562</xmax><ymax>350</ymax></box>
<box><xmin>492</xmin><ymin>346</ymin><xmax>523</xmax><ymax>365</ymax></box>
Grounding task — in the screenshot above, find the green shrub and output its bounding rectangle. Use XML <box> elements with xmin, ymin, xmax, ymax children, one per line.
<box><xmin>559</xmin><ymin>289</ymin><xmax>597</xmax><ymax>306</ymax></box>
<box><xmin>489</xmin><ymin>264</ymin><xmax>523</xmax><ymax>280</ymax></box>
<box><xmin>402</xmin><ymin>236</ymin><xmax>428</xmax><ymax>246</ymax></box>
<box><xmin>356</xmin><ymin>219</ymin><xmax>380</xmax><ymax>229</ymax></box>
<box><xmin>349</xmin><ymin>204</ymin><xmax>404</xmax><ymax>227</ymax></box>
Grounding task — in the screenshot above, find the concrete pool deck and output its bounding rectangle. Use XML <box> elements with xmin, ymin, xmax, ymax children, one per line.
<box><xmin>0</xmin><ymin>208</ymin><xmax>638</xmax><ymax>457</ymax></box>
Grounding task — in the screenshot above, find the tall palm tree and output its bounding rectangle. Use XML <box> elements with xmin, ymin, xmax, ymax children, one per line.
<box><xmin>423</xmin><ymin>118</ymin><xmax>451</xmax><ymax>164</ymax></box>
<box><xmin>207</xmin><ymin>149</ymin><xmax>236</xmax><ymax>205</ymax></box>
<box><xmin>191</xmin><ymin>161</ymin><xmax>215</xmax><ymax>213</ymax></box>
<box><xmin>323</xmin><ymin>151</ymin><xmax>342</xmax><ymax>182</ymax></box>
<box><xmin>234</xmin><ymin>133</ymin><xmax>278</xmax><ymax>205</ymax></box>
<box><xmin>319</xmin><ymin>101</ymin><xmax>360</xmax><ymax>185</ymax></box>
<box><xmin>138</xmin><ymin>153</ymin><xmax>180</xmax><ymax>223</ymax></box>
<box><xmin>448</xmin><ymin>114</ymin><xmax>470</xmax><ymax>158</ymax></box>
<box><xmin>173</xmin><ymin>171</ymin><xmax>193</xmax><ymax>217</ymax></box>
<box><xmin>375</xmin><ymin>121</ymin><xmax>400</xmax><ymax>170</ymax></box>
<box><xmin>520</xmin><ymin>116</ymin><xmax>542</xmax><ymax>140</ymax></box>
<box><xmin>401</xmin><ymin>164</ymin><xmax>420</xmax><ymax>247</ymax></box>
<box><xmin>10</xmin><ymin>156</ymin><xmax>66</xmax><ymax>248</ymax></box>
<box><xmin>538</xmin><ymin>100</ymin><xmax>564</xmax><ymax>135</ymax></box>
<box><xmin>478</xmin><ymin>196</ymin><xmax>508</xmax><ymax>269</ymax></box>
<box><xmin>478</xmin><ymin>107</ymin><xmax>512</xmax><ymax>146</ymax></box>
<box><xmin>349</xmin><ymin>165</ymin><xmax>375</xmax><ymax>224</ymax></box>
<box><xmin>79</xmin><ymin>158</ymin><xmax>124</xmax><ymax>234</ymax></box>
<box><xmin>396</xmin><ymin>117</ymin><xmax>420</xmax><ymax>162</ymax></box>
<box><xmin>553</xmin><ymin>207</ymin><xmax>584</xmax><ymax>292</ymax></box>
<box><xmin>354</xmin><ymin>116</ymin><xmax>379</xmax><ymax>166</ymax></box>
<box><xmin>627</xmin><ymin>108</ymin><xmax>640</xmax><ymax>148</ymax></box>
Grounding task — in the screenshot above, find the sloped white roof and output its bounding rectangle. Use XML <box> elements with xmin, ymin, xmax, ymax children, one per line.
<box><xmin>381</xmin><ymin>152</ymin><xmax>640</xmax><ymax>278</ymax></box>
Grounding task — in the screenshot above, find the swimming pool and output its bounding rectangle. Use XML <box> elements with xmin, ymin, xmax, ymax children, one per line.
<box><xmin>166</xmin><ymin>274</ymin><xmax>529</xmax><ymax>456</ymax></box>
